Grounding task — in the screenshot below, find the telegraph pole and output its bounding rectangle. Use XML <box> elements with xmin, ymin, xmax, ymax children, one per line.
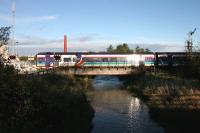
<box><xmin>11</xmin><ymin>0</ymin><xmax>16</xmax><ymax>56</ymax></box>
<box><xmin>185</xmin><ymin>28</ymin><xmax>196</xmax><ymax>54</ymax></box>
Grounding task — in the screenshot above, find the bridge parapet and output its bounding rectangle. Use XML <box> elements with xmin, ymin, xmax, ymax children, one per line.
<box><xmin>54</xmin><ymin>67</ymin><xmax>137</xmax><ymax>76</ymax></box>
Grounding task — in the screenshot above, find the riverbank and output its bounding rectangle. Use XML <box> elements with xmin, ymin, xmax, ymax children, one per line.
<box><xmin>124</xmin><ymin>71</ymin><xmax>200</xmax><ymax>110</ymax></box>
<box><xmin>149</xmin><ymin>108</ymin><xmax>200</xmax><ymax>133</ymax></box>
<box><xmin>122</xmin><ymin>70</ymin><xmax>200</xmax><ymax>132</ymax></box>
<box><xmin>0</xmin><ymin>64</ymin><xmax>94</xmax><ymax>133</ymax></box>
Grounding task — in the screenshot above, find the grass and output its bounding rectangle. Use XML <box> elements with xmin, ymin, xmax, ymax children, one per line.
<box><xmin>122</xmin><ymin>70</ymin><xmax>200</xmax><ymax>132</ymax></box>
<box><xmin>0</xmin><ymin>64</ymin><xmax>94</xmax><ymax>133</ymax></box>
<box><xmin>123</xmin><ymin>70</ymin><xmax>200</xmax><ymax>110</ymax></box>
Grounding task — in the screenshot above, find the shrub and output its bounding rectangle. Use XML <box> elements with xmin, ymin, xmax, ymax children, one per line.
<box><xmin>0</xmin><ymin>65</ymin><xmax>94</xmax><ymax>133</ymax></box>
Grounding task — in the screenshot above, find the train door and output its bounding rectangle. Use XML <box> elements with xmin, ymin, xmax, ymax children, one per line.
<box><xmin>45</xmin><ymin>55</ymin><xmax>51</xmax><ymax>67</ymax></box>
<box><xmin>54</xmin><ymin>55</ymin><xmax>61</xmax><ymax>67</ymax></box>
<box><xmin>167</xmin><ymin>54</ymin><xmax>173</xmax><ymax>67</ymax></box>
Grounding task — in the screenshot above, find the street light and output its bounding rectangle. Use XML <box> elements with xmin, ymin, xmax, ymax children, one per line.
<box><xmin>16</xmin><ymin>41</ymin><xmax>19</xmax><ymax>56</ymax></box>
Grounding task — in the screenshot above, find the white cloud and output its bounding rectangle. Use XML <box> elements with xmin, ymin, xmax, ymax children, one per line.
<box><xmin>17</xmin><ymin>15</ymin><xmax>57</xmax><ymax>23</ymax></box>
<box><xmin>11</xmin><ymin>34</ymin><xmax>186</xmax><ymax>55</ymax></box>
<box><xmin>130</xmin><ymin>43</ymin><xmax>185</xmax><ymax>52</ymax></box>
<box><xmin>0</xmin><ymin>14</ymin><xmax>57</xmax><ymax>23</ymax></box>
<box><xmin>0</xmin><ymin>14</ymin><xmax>10</xmax><ymax>22</ymax></box>
<box><xmin>70</xmin><ymin>33</ymin><xmax>100</xmax><ymax>42</ymax></box>
<box><xmin>12</xmin><ymin>34</ymin><xmax>116</xmax><ymax>55</ymax></box>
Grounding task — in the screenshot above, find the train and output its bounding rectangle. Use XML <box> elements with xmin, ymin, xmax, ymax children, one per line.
<box><xmin>35</xmin><ymin>52</ymin><xmax>188</xmax><ymax>69</ymax></box>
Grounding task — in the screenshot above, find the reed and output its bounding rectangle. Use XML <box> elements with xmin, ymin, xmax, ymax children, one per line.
<box><xmin>127</xmin><ymin>72</ymin><xmax>200</xmax><ymax>110</ymax></box>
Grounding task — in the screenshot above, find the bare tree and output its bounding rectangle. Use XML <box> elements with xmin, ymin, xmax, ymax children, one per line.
<box><xmin>0</xmin><ymin>27</ymin><xmax>11</xmax><ymax>61</ymax></box>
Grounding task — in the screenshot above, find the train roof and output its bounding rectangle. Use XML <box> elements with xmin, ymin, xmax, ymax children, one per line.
<box><xmin>36</xmin><ymin>52</ymin><xmax>153</xmax><ymax>55</ymax></box>
<box><xmin>155</xmin><ymin>52</ymin><xmax>186</xmax><ymax>55</ymax></box>
<box><xmin>155</xmin><ymin>52</ymin><xmax>200</xmax><ymax>55</ymax></box>
<box><xmin>36</xmin><ymin>51</ymin><xmax>200</xmax><ymax>56</ymax></box>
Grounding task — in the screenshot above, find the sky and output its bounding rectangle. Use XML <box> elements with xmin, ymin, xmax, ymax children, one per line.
<box><xmin>0</xmin><ymin>0</ymin><xmax>200</xmax><ymax>55</ymax></box>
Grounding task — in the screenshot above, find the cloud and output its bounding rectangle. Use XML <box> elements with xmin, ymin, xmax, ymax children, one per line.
<box><xmin>17</xmin><ymin>15</ymin><xmax>57</xmax><ymax>23</ymax></box>
<box><xmin>78</xmin><ymin>36</ymin><xmax>94</xmax><ymax>42</ymax></box>
<box><xmin>13</xmin><ymin>34</ymin><xmax>114</xmax><ymax>55</ymax></box>
<box><xmin>0</xmin><ymin>14</ymin><xmax>57</xmax><ymax>23</ymax></box>
<box><xmin>129</xmin><ymin>43</ymin><xmax>185</xmax><ymax>52</ymax></box>
<box><xmin>0</xmin><ymin>14</ymin><xmax>10</xmax><ymax>22</ymax></box>
<box><xmin>13</xmin><ymin>34</ymin><xmax>186</xmax><ymax>55</ymax></box>
<box><xmin>16</xmin><ymin>35</ymin><xmax>62</xmax><ymax>48</ymax></box>
<box><xmin>70</xmin><ymin>34</ymin><xmax>100</xmax><ymax>43</ymax></box>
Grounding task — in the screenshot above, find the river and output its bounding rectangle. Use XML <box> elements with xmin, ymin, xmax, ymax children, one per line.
<box><xmin>89</xmin><ymin>76</ymin><xmax>164</xmax><ymax>133</ymax></box>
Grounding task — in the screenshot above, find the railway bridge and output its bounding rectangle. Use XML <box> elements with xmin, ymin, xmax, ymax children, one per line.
<box><xmin>53</xmin><ymin>66</ymin><xmax>143</xmax><ymax>76</ymax></box>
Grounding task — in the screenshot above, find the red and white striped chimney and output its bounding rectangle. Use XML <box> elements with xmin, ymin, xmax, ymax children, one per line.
<box><xmin>64</xmin><ymin>35</ymin><xmax>67</xmax><ymax>53</ymax></box>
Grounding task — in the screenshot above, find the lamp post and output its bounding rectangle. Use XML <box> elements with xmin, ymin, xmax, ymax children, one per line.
<box><xmin>16</xmin><ymin>41</ymin><xmax>19</xmax><ymax>56</ymax></box>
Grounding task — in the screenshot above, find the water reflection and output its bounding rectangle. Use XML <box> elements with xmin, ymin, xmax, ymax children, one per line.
<box><xmin>90</xmin><ymin>76</ymin><xmax>164</xmax><ymax>133</ymax></box>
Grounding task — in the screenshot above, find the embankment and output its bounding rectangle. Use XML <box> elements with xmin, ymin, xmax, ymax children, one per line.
<box><xmin>121</xmin><ymin>70</ymin><xmax>200</xmax><ymax>133</ymax></box>
<box><xmin>0</xmin><ymin>64</ymin><xmax>94</xmax><ymax>133</ymax></box>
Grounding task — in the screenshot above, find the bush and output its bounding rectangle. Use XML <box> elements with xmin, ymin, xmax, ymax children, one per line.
<box><xmin>183</xmin><ymin>55</ymin><xmax>200</xmax><ymax>80</ymax></box>
<box><xmin>124</xmin><ymin>71</ymin><xmax>200</xmax><ymax>110</ymax></box>
<box><xmin>0</xmin><ymin>65</ymin><xmax>94</xmax><ymax>133</ymax></box>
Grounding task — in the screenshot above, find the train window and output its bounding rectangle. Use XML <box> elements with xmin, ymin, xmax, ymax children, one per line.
<box><xmin>173</xmin><ymin>56</ymin><xmax>186</xmax><ymax>64</ymax></box>
<box><xmin>83</xmin><ymin>57</ymin><xmax>93</xmax><ymax>62</ymax></box>
<box><xmin>159</xmin><ymin>56</ymin><xmax>168</xmax><ymax>61</ymax></box>
<box><xmin>118</xmin><ymin>58</ymin><xmax>127</xmax><ymax>62</ymax></box>
<box><xmin>54</xmin><ymin>55</ymin><xmax>61</xmax><ymax>61</ymax></box>
<box><xmin>37</xmin><ymin>57</ymin><xmax>46</xmax><ymax>66</ymax></box>
<box><xmin>145</xmin><ymin>57</ymin><xmax>154</xmax><ymax>61</ymax></box>
<box><xmin>63</xmin><ymin>58</ymin><xmax>71</xmax><ymax>62</ymax></box>
<box><xmin>92</xmin><ymin>58</ymin><xmax>101</xmax><ymax>62</ymax></box>
<box><xmin>102</xmin><ymin>58</ymin><xmax>108</xmax><ymax>62</ymax></box>
<box><xmin>109</xmin><ymin>58</ymin><xmax>117</xmax><ymax>62</ymax></box>
<box><xmin>73</xmin><ymin>58</ymin><xmax>76</xmax><ymax>62</ymax></box>
<box><xmin>173</xmin><ymin>56</ymin><xmax>185</xmax><ymax>61</ymax></box>
<box><xmin>82</xmin><ymin>57</ymin><xmax>87</xmax><ymax>61</ymax></box>
<box><xmin>38</xmin><ymin>57</ymin><xmax>45</xmax><ymax>63</ymax></box>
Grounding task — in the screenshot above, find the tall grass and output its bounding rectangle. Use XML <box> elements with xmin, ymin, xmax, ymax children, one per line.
<box><xmin>126</xmin><ymin>71</ymin><xmax>200</xmax><ymax>110</ymax></box>
<box><xmin>0</xmin><ymin>64</ymin><xmax>94</xmax><ymax>133</ymax></box>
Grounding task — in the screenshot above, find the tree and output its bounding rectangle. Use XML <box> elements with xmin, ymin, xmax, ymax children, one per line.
<box><xmin>135</xmin><ymin>46</ymin><xmax>144</xmax><ymax>53</ymax></box>
<box><xmin>0</xmin><ymin>27</ymin><xmax>11</xmax><ymax>46</ymax></box>
<box><xmin>106</xmin><ymin>43</ymin><xmax>152</xmax><ymax>54</ymax></box>
<box><xmin>107</xmin><ymin>45</ymin><xmax>114</xmax><ymax>52</ymax></box>
<box><xmin>115</xmin><ymin>43</ymin><xmax>131</xmax><ymax>53</ymax></box>
<box><xmin>144</xmin><ymin>48</ymin><xmax>153</xmax><ymax>54</ymax></box>
<box><xmin>0</xmin><ymin>26</ymin><xmax>11</xmax><ymax>61</ymax></box>
<box><xmin>19</xmin><ymin>56</ymin><xmax>28</xmax><ymax>61</ymax></box>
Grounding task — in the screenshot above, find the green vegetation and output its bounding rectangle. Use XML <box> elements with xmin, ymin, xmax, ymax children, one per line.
<box><xmin>0</xmin><ymin>26</ymin><xmax>10</xmax><ymax>46</ymax></box>
<box><xmin>19</xmin><ymin>56</ymin><xmax>28</xmax><ymax>61</ymax></box>
<box><xmin>0</xmin><ymin>26</ymin><xmax>10</xmax><ymax>61</ymax></box>
<box><xmin>0</xmin><ymin>64</ymin><xmax>94</xmax><ymax>133</ymax></box>
<box><xmin>183</xmin><ymin>54</ymin><xmax>200</xmax><ymax>80</ymax></box>
<box><xmin>135</xmin><ymin>46</ymin><xmax>152</xmax><ymax>54</ymax></box>
<box><xmin>107</xmin><ymin>43</ymin><xmax>131</xmax><ymax>53</ymax></box>
<box><xmin>106</xmin><ymin>44</ymin><xmax>153</xmax><ymax>53</ymax></box>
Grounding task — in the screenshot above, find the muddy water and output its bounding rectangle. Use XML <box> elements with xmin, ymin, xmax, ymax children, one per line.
<box><xmin>90</xmin><ymin>76</ymin><xmax>164</xmax><ymax>133</ymax></box>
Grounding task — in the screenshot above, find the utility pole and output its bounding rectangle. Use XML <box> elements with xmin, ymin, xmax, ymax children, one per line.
<box><xmin>11</xmin><ymin>0</ymin><xmax>16</xmax><ymax>56</ymax></box>
<box><xmin>185</xmin><ymin>28</ymin><xmax>196</xmax><ymax>54</ymax></box>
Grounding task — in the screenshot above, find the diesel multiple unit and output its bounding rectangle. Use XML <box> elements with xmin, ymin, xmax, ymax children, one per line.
<box><xmin>35</xmin><ymin>52</ymin><xmax>187</xmax><ymax>69</ymax></box>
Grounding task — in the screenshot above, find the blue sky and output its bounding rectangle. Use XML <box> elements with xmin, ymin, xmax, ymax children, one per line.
<box><xmin>0</xmin><ymin>0</ymin><xmax>200</xmax><ymax>55</ymax></box>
